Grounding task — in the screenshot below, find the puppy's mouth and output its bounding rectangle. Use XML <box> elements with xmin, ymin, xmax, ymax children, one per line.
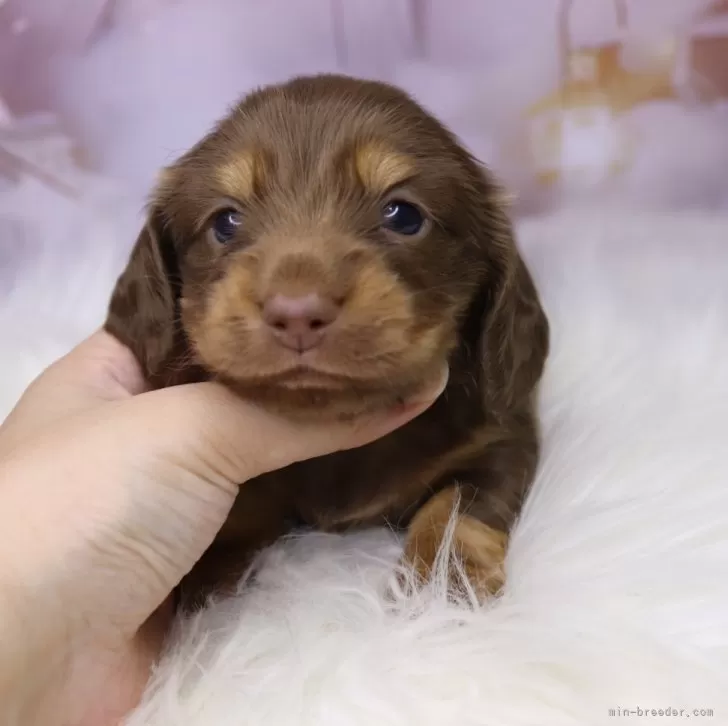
<box><xmin>211</xmin><ymin>343</ymin><xmax>447</xmax><ymax>421</ymax></box>
<box><xmin>262</xmin><ymin>362</ymin><xmax>358</xmax><ymax>391</ymax></box>
<box><xmin>222</xmin><ymin>353</ymin><xmax>394</xmax><ymax>393</ymax></box>
<box><xmin>191</xmin><ymin>311</ymin><xmax>453</xmax><ymax>419</ymax></box>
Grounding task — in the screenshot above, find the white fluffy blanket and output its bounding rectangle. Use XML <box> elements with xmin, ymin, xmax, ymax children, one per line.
<box><xmin>3</xmin><ymin>205</ymin><xmax>728</xmax><ymax>726</ymax></box>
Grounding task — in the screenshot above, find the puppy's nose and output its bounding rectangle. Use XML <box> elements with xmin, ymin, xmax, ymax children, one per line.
<box><xmin>262</xmin><ymin>293</ymin><xmax>340</xmax><ymax>352</ymax></box>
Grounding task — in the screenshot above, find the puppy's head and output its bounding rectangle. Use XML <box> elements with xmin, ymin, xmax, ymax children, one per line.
<box><xmin>107</xmin><ymin>75</ymin><xmax>548</xmax><ymax>419</ymax></box>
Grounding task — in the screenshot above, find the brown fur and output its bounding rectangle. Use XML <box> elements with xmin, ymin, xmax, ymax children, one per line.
<box><xmin>403</xmin><ymin>485</ymin><xmax>508</xmax><ymax>598</ymax></box>
<box><xmin>104</xmin><ymin>74</ymin><xmax>549</xmax><ymax>607</ymax></box>
<box><xmin>354</xmin><ymin>143</ymin><xmax>415</xmax><ymax>193</ymax></box>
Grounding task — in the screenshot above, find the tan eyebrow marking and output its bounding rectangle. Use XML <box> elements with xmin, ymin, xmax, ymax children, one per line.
<box><xmin>215</xmin><ymin>150</ymin><xmax>264</xmax><ymax>199</ymax></box>
<box><xmin>354</xmin><ymin>143</ymin><xmax>415</xmax><ymax>193</ymax></box>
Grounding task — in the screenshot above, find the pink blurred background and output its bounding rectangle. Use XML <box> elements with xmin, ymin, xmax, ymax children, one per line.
<box><xmin>1</xmin><ymin>0</ymin><xmax>727</xmax><ymax>287</ymax></box>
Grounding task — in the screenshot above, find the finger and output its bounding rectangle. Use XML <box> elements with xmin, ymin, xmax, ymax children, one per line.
<box><xmin>28</xmin><ymin>330</ymin><xmax>145</xmax><ymax>400</ymax></box>
<box><xmin>128</xmin><ymin>364</ymin><xmax>450</xmax><ymax>487</ymax></box>
<box><xmin>1</xmin><ymin>331</ymin><xmax>144</xmax><ymax>447</ymax></box>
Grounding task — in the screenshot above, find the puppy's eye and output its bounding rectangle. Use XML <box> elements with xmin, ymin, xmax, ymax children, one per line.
<box><xmin>381</xmin><ymin>200</ymin><xmax>425</xmax><ymax>236</ymax></box>
<box><xmin>211</xmin><ymin>208</ymin><xmax>242</xmax><ymax>244</ymax></box>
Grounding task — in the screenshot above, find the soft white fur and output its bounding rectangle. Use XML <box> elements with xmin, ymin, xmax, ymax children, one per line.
<box><xmin>3</xmin><ymin>200</ymin><xmax>728</xmax><ymax>725</ymax></box>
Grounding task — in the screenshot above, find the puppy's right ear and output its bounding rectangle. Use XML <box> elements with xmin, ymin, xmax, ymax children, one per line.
<box><xmin>105</xmin><ymin>206</ymin><xmax>180</xmax><ymax>385</ymax></box>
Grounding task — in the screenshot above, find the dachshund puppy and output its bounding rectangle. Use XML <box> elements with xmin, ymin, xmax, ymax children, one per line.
<box><xmin>105</xmin><ymin>74</ymin><xmax>549</xmax><ymax>606</ymax></box>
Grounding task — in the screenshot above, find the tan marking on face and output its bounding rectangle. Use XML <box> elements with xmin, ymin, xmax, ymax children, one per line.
<box><xmin>215</xmin><ymin>150</ymin><xmax>261</xmax><ymax>200</ymax></box>
<box><xmin>354</xmin><ymin>143</ymin><xmax>415</xmax><ymax>193</ymax></box>
<box><xmin>346</xmin><ymin>259</ymin><xmax>413</xmax><ymax>333</ymax></box>
<box><xmin>344</xmin><ymin>258</ymin><xmax>452</xmax><ymax>372</ymax></box>
<box><xmin>403</xmin><ymin>485</ymin><xmax>508</xmax><ymax>598</ymax></box>
<box><xmin>184</xmin><ymin>258</ymin><xmax>261</xmax><ymax>376</ymax></box>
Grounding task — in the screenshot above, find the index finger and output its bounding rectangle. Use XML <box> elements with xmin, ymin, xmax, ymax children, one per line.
<box><xmin>0</xmin><ymin>331</ymin><xmax>144</xmax><ymax>449</ymax></box>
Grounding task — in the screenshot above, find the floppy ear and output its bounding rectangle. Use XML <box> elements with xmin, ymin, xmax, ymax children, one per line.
<box><xmin>104</xmin><ymin>207</ymin><xmax>182</xmax><ymax>386</ymax></box>
<box><xmin>478</xmin><ymin>207</ymin><xmax>549</xmax><ymax>413</ymax></box>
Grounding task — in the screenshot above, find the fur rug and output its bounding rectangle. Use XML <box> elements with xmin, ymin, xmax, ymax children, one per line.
<box><xmin>2</xmin><ymin>204</ymin><xmax>728</xmax><ymax>725</ymax></box>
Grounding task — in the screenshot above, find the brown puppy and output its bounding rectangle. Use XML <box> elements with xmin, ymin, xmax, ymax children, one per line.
<box><xmin>105</xmin><ymin>74</ymin><xmax>549</xmax><ymax>606</ymax></box>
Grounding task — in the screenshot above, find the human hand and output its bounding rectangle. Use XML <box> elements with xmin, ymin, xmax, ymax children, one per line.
<box><xmin>0</xmin><ymin>330</ymin><xmax>447</xmax><ymax>725</ymax></box>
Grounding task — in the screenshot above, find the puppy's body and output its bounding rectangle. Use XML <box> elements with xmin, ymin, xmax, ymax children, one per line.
<box><xmin>193</xmin><ymin>344</ymin><xmax>538</xmax><ymax>599</ymax></box>
<box><xmin>106</xmin><ymin>75</ymin><xmax>549</xmax><ymax>604</ymax></box>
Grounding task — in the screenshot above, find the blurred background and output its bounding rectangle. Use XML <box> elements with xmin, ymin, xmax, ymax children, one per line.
<box><xmin>1</xmin><ymin>0</ymin><xmax>728</xmax><ymax>296</ymax></box>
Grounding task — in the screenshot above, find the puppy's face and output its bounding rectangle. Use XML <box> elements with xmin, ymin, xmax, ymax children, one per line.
<box><xmin>107</xmin><ymin>75</ymin><xmax>546</xmax><ymax>419</ymax></box>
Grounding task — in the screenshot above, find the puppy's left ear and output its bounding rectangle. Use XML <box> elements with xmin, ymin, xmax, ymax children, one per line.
<box><xmin>478</xmin><ymin>204</ymin><xmax>549</xmax><ymax>412</ymax></box>
<box><xmin>105</xmin><ymin>205</ymin><xmax>180</xmax><ymax>386</ymax></box>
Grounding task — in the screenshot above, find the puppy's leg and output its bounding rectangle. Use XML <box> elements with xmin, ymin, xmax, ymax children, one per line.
<box><xmin>403</xmin><ymin>485</ymin><xmax>508</xmax><ymax>597</ymax></box>
<box><xmin>402</xmin><ymin>433</ymin><xmax>537</xmax><ymax>600</ymax></box>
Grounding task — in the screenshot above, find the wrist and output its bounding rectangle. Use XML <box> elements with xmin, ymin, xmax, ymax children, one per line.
<box><xmin>0</xmin><ymin>459</ymin><xmax>68</xmax><ymax>724</ymax></box>
<box><xmin>0</xmin><ymin>578</ymin><xmax>56</xmax><ymax>724</ymax></box>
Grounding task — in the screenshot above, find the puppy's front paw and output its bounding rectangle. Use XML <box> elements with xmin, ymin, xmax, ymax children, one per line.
<box><xmin>400</xmin><ymin>485</ymin><xmax>507</xmax><ymax>600</ymax></box>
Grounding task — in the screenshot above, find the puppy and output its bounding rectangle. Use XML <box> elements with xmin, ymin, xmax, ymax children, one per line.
<box><xmin>105</xmin><ymin>74</ymin><xmax>549</xmax><ymax>606</ymax></box>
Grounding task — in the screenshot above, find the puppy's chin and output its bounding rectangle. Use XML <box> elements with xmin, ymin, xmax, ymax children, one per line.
<box><xmin>216</xmin><ymin>364</ymin><xmax>446</xmax><ymax>423</ymax></box>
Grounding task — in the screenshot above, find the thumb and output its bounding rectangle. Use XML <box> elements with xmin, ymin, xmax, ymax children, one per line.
<box><xmin>130</xmin><ymin>368</ymin><xmax>449</xmax><ymax>488</ymax></box>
